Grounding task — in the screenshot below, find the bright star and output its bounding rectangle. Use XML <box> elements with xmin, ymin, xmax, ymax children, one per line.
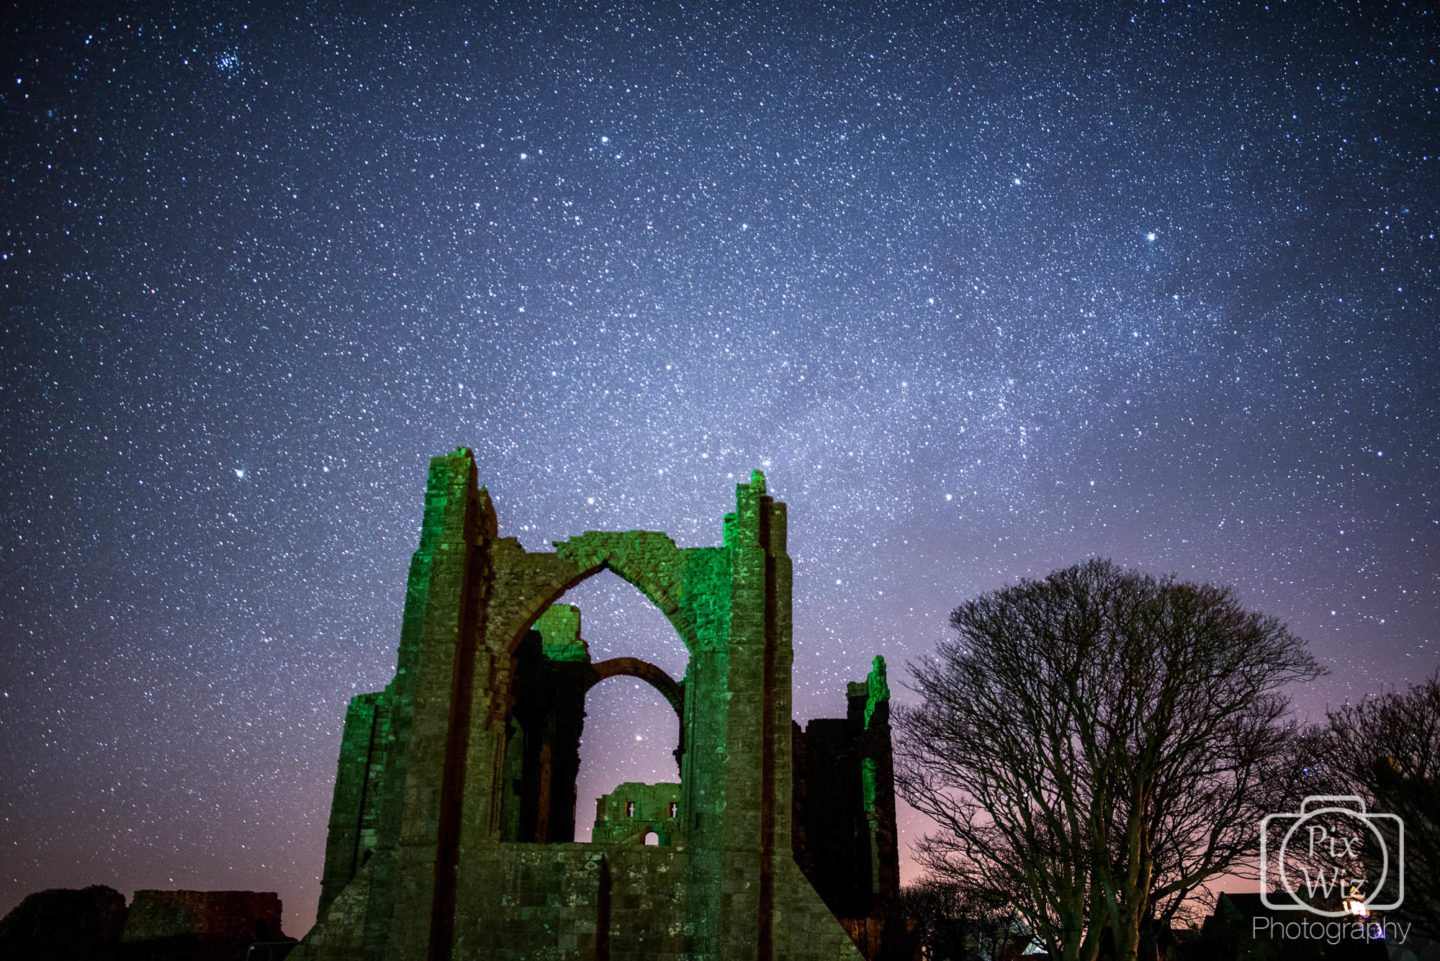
<box><xmin>1146</xmin><ymin>231</ymin><xmax>1157</xmax><ymax>242</ymax></box>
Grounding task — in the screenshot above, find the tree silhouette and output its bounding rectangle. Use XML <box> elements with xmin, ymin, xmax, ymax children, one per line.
<box><xmin>896</xmin><ymin>559</ymin><xmax>1322</xmax><ymax>961</ymax></box>
<box><xmin>1324</xmin><ymin>672</ymin><xmax>1440</xmax><ymax>938</ymax></box>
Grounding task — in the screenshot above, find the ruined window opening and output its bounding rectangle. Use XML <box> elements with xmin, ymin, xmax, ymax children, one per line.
<box><xmin>497</xmin><ymin>569</ymin><xmax>686</xmax><ymax>845</ymax></box>
<box><xmin>575</xmin><ymin>677</ymin><xmax>680</xmax><ymax>842</ymax></box>
<box><xmin>643</xmin><ymin>831</ymin><xmax>659</xmax><ymax>846</ymax></box>
<box><xmin>668</xmin><ymin>802</ymin><xmax>678</xmax><ymax>818</ymax></box>
<box><xmin>571</xmin><ymin>570</ymin><xmax>686</xmax><ymax>842</ymax></box>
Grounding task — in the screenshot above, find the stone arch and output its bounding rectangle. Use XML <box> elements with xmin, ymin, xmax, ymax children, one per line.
<box><xmin>555</xmin><ymin>531</ymin><xmax>688</xmax><ymax>620</ymax></box>
<box><xmin>484</xmin><ymin>552</ymin><xmax>693</xmax><ymax>849</ymax></box>
<box><xmin>583</xmin><ymin>657</ymin><xmax>687</xmax><ymax>777</ymax></box>
<box><xmin>587</xmin><ymin>657</ymin><xmax>683</xmax><ymax>718</ymax></box>
<box><xmin>488</xmin><ymin>530</ymin><xmax>700</xmax><ymax>665</ymax></box>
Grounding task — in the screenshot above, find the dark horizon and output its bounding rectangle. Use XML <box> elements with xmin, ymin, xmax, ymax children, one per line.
<box><xmin>2</xmin><ymin>0</ymin><xmax>1435</xmax><ymax>934</ymax></box>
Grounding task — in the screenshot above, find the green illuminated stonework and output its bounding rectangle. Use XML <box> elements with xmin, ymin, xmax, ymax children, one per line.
<box><xmin>592</xmin><ymin>782</ymin><xmax>682</xmax><ymax>845</ymax></box>
<box><xmin>294</xmin><ymin>449</ymin><xmax>910</xmax><ymax>961</ymax></box>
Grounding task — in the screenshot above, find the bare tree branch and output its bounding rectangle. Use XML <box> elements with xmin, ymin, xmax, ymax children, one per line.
<box><xmin>1321</xmin><ymin>672</ymin><xmax>1440</xmax><ymax>938</ymax></box>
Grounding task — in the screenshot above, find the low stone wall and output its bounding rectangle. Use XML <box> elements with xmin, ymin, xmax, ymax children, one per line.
<box><xmin>0</xmin><ymin>886</ymin><xmax>294</xmax><ymax>961</ymax></box>
<box><xmin>0</xmin><ymin>885</ymin><xmax>127</xmax><ymax>960</ymax></box>
<box><xmin>122</xmin><ymin>889</ymin><xmax>286</xmax><ymax>945</ymax></box>
<box><xmin>453</xmin><ymin>843</ymin><xmax>690</xmax><ymax>961</ymax></box>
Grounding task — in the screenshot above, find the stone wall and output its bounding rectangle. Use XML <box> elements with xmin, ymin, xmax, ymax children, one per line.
<box><xmin>792</xmin><ymin>657</ymin><xmax>911</xmax><ymax>959</ymax></box>
<box><xmin>0</xmin><ymin>885</ymin><xmax>127</xmax><ymax>961</ymax></box>
<box><xmin>122</xmin><ymin>890</ymin><xmax>290</xmax><ymax>960</ymax></box>
<box><xmin>0</xmin><ymin>886</ymin><xmax>294</xmax><ymax>961</ymax></box>
<box><xmin>592</xmin><ymin>782</ymin><xmax>681</xmax><ymax>845</ymax></box>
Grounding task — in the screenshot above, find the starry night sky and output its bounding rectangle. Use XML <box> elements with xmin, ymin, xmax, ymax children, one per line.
<box><xmin>2</xmin><ymin>0</ymin><xmax>1436</xmax><ymax>934</ymax></box>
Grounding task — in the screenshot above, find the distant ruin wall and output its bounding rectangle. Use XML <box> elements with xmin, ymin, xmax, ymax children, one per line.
<box><xmin>0</xmin><ymin>886</ymin><xmax>294</xmax><ymax>961</ymax></box>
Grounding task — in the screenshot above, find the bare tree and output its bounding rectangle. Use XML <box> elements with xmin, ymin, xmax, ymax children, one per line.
<box><xmin>896</xmin><ymin>559</ymin><xmax>1322</xmax><ymax>961</ymax></box>
<box><xmin>1323</xmin><ymin>672</ymin><xmax>1440</xmax><ymax>938</ymax></box>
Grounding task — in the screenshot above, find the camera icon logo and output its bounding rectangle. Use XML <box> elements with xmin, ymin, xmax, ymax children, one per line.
<box><xmin>1260</xmin><ymin>795</ymin><xmax>1404</xmax><ymax>916</ymax></box>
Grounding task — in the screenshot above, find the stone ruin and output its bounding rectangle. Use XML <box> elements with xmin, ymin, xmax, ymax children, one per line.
<box><xmin>294</xmin><ymin>449</ymin><xmax>911</xmax><ymax>960</ymax></box>
<box><xmin>592</xmin><ymin>782</ymin><xmax>682</xmax><ymax>846</ymax></box>
<box><xmin>0</xmin><ymin>886</ymin><xmax>293</xmax><ymax>960</ymax></box>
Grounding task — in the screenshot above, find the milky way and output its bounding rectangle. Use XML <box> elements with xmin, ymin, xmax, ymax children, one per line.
<box><xmin>2</xmin><ymin>1</ymin><xmax>1436</xmax><ymax>932</ymax></box>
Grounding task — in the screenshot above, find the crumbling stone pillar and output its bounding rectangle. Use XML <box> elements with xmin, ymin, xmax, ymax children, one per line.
<box><xmin>318</xmin><ymin>691</ymin><xmax>387</xmax><ymax>915</ymax></box>
<box><xmin>496</xmin><ymin>607</ymin><xmax>590</xmax><ymax>844</ymax></box>
<box><xmin>792</xmin><ymin>656</ymin><xmax>912</xmax><ymax>960</ymax></box>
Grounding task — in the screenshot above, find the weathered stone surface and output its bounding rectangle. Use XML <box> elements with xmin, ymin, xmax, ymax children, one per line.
<box><xmin>0</xmin><ymin>884</ymin><xmax>127</xmax><ymax>961</ymax></box>
<box><xmin>793</xmin><ymin>657</ymin><xmax>912</xmax><ymax>958</ymax></box>
<box><xmin>319</xmin><ymin>691</ymin><xmax>387</xmax><ymax>915</ymax></box>
<box><xmin>592</xmin><ymin>781</ymin><xmax>682</xmax><ymax>845</ymax></box>
<box><xmin>296</xmin><ymin>450</ymin><xmax>910</xmax><ymax>961</ymax></box>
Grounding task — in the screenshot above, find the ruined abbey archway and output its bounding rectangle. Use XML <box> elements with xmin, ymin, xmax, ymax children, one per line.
<box><xmin>294</xmin><ymin>449</ymin><xmax>909</xmax><ymax>961</ymax></box>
